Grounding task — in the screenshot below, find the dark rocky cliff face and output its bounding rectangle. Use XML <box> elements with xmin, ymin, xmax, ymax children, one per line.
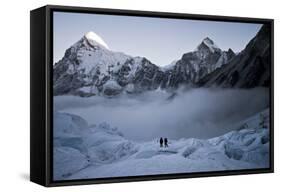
<box><xmin>160</xmin><ymin>37</ymin><xmax>235</xmax><ymax>89</ymax></box>
<box><xmin>132</xmin><ymin>58</ymin><xmax>165</xmax><ymax>91</ymax></box>
<box><xmin>198</xmin><ymin>25</ymin><xmax>271</xmax><ymax>88</ymax></box>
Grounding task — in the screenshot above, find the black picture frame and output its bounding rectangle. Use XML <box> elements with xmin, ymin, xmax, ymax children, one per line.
<box><xmin>30</xmin><ymin>5</ymin><xmax>274</xmax><ymax>187</ymax></box>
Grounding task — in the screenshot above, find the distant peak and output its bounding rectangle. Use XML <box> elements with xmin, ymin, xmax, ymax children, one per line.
<box><xmin>227</xmin><ymin>48</ymin><xmax>235</xmax><ymax>54</ymax></box>
<box><xmin>226</xmin><ymin>48</ymin><xmax>236</xmax><ymax>59</ymax></box>
<box><xmin>203</xmin><ymin>37</ymin><xmax>214</xmax><ymax>45</ymax></box>
<box><xmin>196</xmin><ymin>37</ymin><xmax>220</xmax><ymax>53</ymax></box>
<box><xmin>84</xmin><ymin>31</ymin><xmax>109</xmax><ymax>50</ymax></box>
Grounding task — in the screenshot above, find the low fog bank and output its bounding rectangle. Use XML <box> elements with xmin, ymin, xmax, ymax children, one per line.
<box><xmin>54</xmin><ymin>88</ymin><xmax>269</xmax><ymax>141</ymax></box>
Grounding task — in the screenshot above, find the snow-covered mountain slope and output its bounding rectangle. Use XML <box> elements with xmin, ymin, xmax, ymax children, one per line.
<box><xmin>53</xmin><ymin>31</ymin><xmax>167</xmax><ymax>96</ymax></box>
<box><xmin>198</xmin><ymin>25</ymin><xmax>271</xmax><ymax>88</ymax></box>
<box><xmin>53</xmin><ymin>31</ymin><xmax>130</xmax><ymax>96</ymax></box>
<box><xmin>53</xmin><ymin>109</ymin><xmax>270</xmax><ymax>180</ymax></box>
<box><xmin>54</xmin><ymin>24</ymin><xmax>269</xmax><ymax>97</ymax></box>
<box><xmin>161</xmin><ymin>38</ymin><xmax>235</xmax><ymax>89</ymax></box>
<box><xmin>53</xmin><ymin>32</ymin><xmax>236</xmax><ymax>97</ymax></box>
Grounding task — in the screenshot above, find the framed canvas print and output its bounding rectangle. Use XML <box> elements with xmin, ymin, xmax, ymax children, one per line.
<box><xmin>30</xmin><ymin>5</ymin><xmax>274</xmax><ymax>187</ymax></box>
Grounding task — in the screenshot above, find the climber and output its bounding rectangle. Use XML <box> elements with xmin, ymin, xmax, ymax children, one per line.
<box><xmin>160</xmin><ymin>137</ymin><xmax>163</xmax><ymax>148</ymax></box>
<box><xmin>164</xmin><ymin>138</ymin><xmax>168</xmax><ymax>147</ymax></box>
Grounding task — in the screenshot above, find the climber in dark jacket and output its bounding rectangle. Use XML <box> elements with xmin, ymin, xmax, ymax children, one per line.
<box><xmin>160</xmin><ymin>137</ymin><xmax>163</xmax><ymax>148</ymax></box>
<box><xmin>164</xmin><ymin>138</ymin><xmax>168</xmax><ymax>147</ymax></box>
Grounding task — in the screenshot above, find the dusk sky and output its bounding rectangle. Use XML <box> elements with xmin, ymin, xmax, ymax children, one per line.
<box><xmin>53</xmin><ymin>11</ymin><xmax>262</xmax><ymax>66</ymax></box>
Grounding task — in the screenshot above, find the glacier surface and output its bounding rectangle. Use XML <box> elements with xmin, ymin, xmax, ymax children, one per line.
<box><xmin>53</xmin><ymin>108</ymin><xmax>270</xmax><ymax>180</ymax></box>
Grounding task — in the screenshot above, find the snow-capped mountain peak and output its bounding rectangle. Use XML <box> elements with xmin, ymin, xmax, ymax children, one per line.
<box><xmin>197</xmin><ymin>37</ymin><xmax>220</xmax><ymax>53</ymax></box>
<box><xmin>202</xmin><ymin>37</ymin><xmax>216</xmax><ymax>46</ymax></box>
<box><xmin>54</xmin><ymin>33</ymin><xmax>236</xmax><ymax>96</ymax></box>
<box><xmin>84</xmin><ymin>31</ymin><xmax>109</xmax><ymax>50</ymax></box>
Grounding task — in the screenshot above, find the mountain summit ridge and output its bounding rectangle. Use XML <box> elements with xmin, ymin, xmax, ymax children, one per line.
<box><xmin>196</xmin><ymin>37</ymin><xmax>221</xmax><ymax>53</ymax></box>
<box><xmin>84</xmin><ymin>31</ymin><xmax>110</xmax><ymax>50</ymax></box>
<box><xmin>53</xmin><ymin>25</ymin><xmax>269</xmax><ymax>96</ymax></box>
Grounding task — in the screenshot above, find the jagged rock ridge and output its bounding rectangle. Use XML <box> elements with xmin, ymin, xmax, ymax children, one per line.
<box><xmin>53</xmin><ymin>25</ymin><xmax>269</xmax><ymax>96</ymax></box>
